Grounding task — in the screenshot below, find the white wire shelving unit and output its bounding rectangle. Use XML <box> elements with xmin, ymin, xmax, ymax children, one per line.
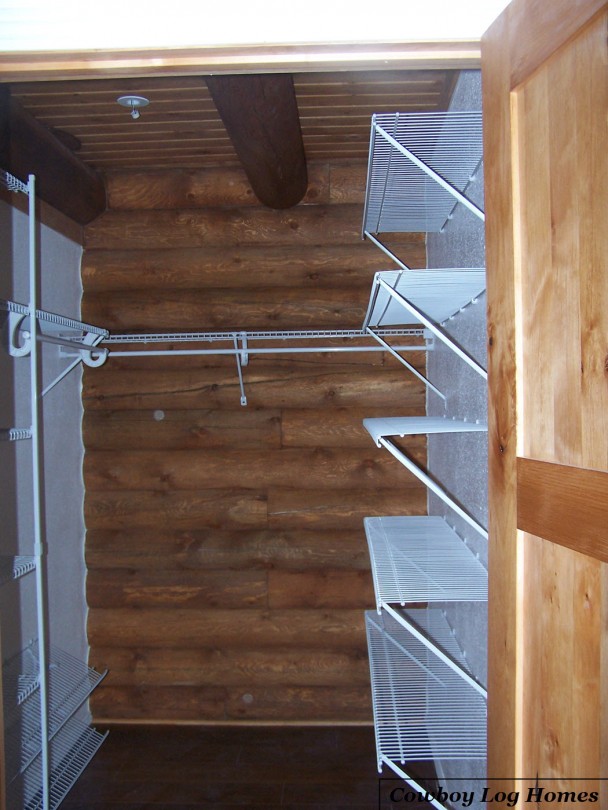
<box><xmin>364</xmin><ymin>516</ymin><xmax>487</xmax><ymax>611</ymax></box>
<box><xmin>366</xmin><ymin>608</ymin><xmax>487</xmax><ymax>810</ymax></box>
<box><xmin>360</xmin><ymin>104</ymin><xmax>488</xmax><ymax>809</ymax></box>
<box><xmin>1</xmin><ymin>168</ymin><xmax>107</xmax><ymax>810</ymax></box>
<box><xmin>362</xmin><ymin>111</ymin><xmax>484</xmax><ymax>269</ymax></box>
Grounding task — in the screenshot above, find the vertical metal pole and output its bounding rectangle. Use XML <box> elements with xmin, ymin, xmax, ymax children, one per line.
<box><xmin>28</xmin><ymin>175</ymin><xmax>51</xmax><ymax>810</ymax></box>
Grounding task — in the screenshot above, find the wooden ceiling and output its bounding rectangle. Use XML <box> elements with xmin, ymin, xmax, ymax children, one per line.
<box><xmin>9</xmin><ymin>70</ymin><xmax>458</xmax><ymax>173</ymax></box>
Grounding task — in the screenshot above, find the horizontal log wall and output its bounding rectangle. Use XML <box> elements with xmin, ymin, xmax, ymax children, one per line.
<box><xmin>83</xmin><ymin>160</ymin><xmax>427</xmax><ymax>724</ymax></box>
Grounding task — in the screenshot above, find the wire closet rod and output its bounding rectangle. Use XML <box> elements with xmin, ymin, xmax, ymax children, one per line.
<box><xmin>103</xmin><ymin>327</ymin><xmax>425</xmax><ymax>344</ymax></box>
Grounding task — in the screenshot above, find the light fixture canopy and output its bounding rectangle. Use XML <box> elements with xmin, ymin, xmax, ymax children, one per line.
<box><xmin>117</xmin><ymin>95</ymin><xmax>150</xmax><ymax>120</ymax></box>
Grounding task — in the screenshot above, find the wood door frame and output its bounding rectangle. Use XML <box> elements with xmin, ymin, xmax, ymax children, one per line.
<box><xmin>482</xmin><ymin>0</ymin><xmax>607</xmax><ymax>785</ymax></box>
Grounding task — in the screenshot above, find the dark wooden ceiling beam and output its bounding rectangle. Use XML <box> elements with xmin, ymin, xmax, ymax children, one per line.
<box><xmin>205</xmin><ymin>74</ymin><xmax>308</xmax><ymax>209</ymax></box>
<box><xmin>0</xmin><ymin>86</ymin><xmax>106</xmax><ymax>224</ymax></box>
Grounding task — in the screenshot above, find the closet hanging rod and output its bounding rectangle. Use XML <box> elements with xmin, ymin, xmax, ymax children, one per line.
<box><xmin>103</xmin><ymin>327</ymin><xmax>425</xmax><ymax>344</ymax></box>
<box><xmin>108</xmin><ymin>343</ymin><xmax>427</xmax><ymax>358</ymax></box>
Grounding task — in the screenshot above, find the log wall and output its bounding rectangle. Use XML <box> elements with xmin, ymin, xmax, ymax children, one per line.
<box><xmin>82</xmin><ymin>161</ymin><xmax>427</xmax><ymax>724</ymax></box>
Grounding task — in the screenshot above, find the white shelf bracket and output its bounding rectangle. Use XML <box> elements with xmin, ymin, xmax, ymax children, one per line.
<box><xmin>365</xmin><ymin>326</ymin><xmax>445</xmax><ymax>402</ymax></box>
<box><xmin>6</xmin><ymin>310</ymin><xmax>33</xmax><ymax>357</ymax></box>
<box><xmin>239</xmin><ymin>331</ymin><xmax>249</xmax><ymax>366</ymax></box>
<box><xmin>376</xmin><ymin>276</ymin><xmax>487</xmax><ymax>380</ymax></box>
<box><xmin>363</xmin><ymin>231</ymin><xmax>411</xmax><ymax>271</ymax></box>
<box><xmin>378</xmin><ymin>436</ymin><xmax>488</xmax><ymax>540</ymax></box>
<box><xmin>233</xmin><ymin>334</ymin><xmax>248</xmax><ymax>406</ymax></box>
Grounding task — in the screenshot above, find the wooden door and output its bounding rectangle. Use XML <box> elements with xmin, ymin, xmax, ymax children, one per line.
<box><xmin>482</xmin><ymin>0</ymin><xmax>608</xmax><ymax>798</ymax></box>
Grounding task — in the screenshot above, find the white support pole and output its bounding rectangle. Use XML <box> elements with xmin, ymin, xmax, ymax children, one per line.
<box><xmin>375</xmin><ymin>122</ymin><xmax>485</xmax><ymax>222</ymax></box>
<box><xmin>378</xmin><ymin>436</ymin><xmax>488</xmax><ymax>540</ymax></box>
<box><xmin>27</xmin><ymin>174</ymin><xmax>50</xmax><ymax>810</ymax></box>
<box><xmin>377</xmin><ymin>276</ymin><xmax>487</xmax><ymax>380</ymax></box>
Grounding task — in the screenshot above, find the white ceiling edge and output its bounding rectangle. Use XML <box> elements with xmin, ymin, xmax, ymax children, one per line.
<box><xmin>0</xmin><ymin>0</ymin><xmax>511</xmax><ymax>52</ymax></box>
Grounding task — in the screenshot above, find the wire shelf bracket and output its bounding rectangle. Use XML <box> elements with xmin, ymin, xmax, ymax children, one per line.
<box><xmin>363</xmin><ymin>270</ymin><xmax>487</xmax><ymax>381</ymax></box>
<box><xmin>2</xmin><ymin>299</ymin><xmax>109</xmax><ymax>396</ymax></box>
<box><xmin>363</xmin><ymin>417</ymin><xmax>488</xmax><ymax>540</ymax></box>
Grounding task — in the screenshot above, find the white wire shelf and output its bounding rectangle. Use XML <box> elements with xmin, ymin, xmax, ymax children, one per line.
<box><xmin>8</xmin><ymin>717</ymin><xmax>108</xmax><ymax>810</ymax></box>
<box><xmin>0</xmin><ymin>555</ymin><xmax>37</xmax><ymax>585</ymax></box>
<box><xmin>365</xmin><ymin>609</ymin><xmax>487</xmax><ymax>769</ymax></box>
<box><xmin>363</xmin><ymin>269</ymin><xmax>486</xmax><ymax>328</ymax></box>
<box><xmin>0</xmin><ymin>298</ymin><xmax>108</xmax><ymax>338</ymax></box>
<box><xmin>365</xmin><ymin>516</ymin><xmax>487</xmax><ymax>610</ymax></box>
<box><xmin>362</xmin><ymin>111</ymin><xmax>484</xmax><ymax>235</ymax></box>
<box><xmin>0</xmin><ymin>168</ymin><xmax>30</xmax><ymax>194</ymax></box>
<box><xmin>364</xmin><ymin>416</ymin><xmax>487</xmax><ymax>446</ymax></box>
<box><xmin>3</xmin><ymin>644</ymin><xmax>107</xmax><ymax>784</ymax></box>
<box><xmin>2</xmin><ymin>643</ymin><xmax>41</xmax><ymax>711</ymax></box>
<box><xmin>363</xmin><ymin>270</ymin><xmax>487</xmax><ymax>381</ymax></box>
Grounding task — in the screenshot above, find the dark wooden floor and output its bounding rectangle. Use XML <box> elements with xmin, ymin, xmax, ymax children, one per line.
<box><xmin>63</xmin><ymin>725</ymin><xmax>437</xmax><ymax>809</ymax></box>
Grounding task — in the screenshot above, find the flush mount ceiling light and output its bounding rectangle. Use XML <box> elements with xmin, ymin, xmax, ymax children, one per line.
<box><xmin>117</xmin><ymin>95</ymin><xmax>150</xmax><ymax>120</ymax></box>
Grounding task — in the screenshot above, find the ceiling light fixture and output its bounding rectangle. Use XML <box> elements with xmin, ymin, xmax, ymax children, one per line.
<box><xmin>117</xmin><ymin>95</ymin><xmax>150</xmax><ymax>120</ymax></box>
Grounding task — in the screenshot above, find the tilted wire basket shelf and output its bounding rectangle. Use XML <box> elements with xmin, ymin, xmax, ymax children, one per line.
<box><xmin>365</xmin><ymin>609</ymin><xmax>487</xmax><ymax>770</ymax></box>
<box><xmin>3</xmin><ymin>643</ymin><xmax>107</xmax><ymax>799</ymax></box>
<box><xmin>362</xmin><ymin>111</ymin><xmax>484</xmax><ymax>236</ymax></box>
<box><xmin>9</xmin><ymin>717</ymin><xmax>108</xmax><ymax>810</ymax></box>
<box><xmin>365</xmin><ymin>516</ymin><xmax>488</xmax><ymax>611</ymax></box>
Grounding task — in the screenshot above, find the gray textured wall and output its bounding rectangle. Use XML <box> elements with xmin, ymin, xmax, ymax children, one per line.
<box><xmin>425</xmin><ymin>70</ymin><xmax>488</xmax><ymax>801</ymax></box>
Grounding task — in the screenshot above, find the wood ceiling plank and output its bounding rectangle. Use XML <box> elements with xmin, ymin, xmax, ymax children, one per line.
<box><xmin>9</xmin><ymin>68</ymin><xmax>460</xmax><ymax>172</ymax></box>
